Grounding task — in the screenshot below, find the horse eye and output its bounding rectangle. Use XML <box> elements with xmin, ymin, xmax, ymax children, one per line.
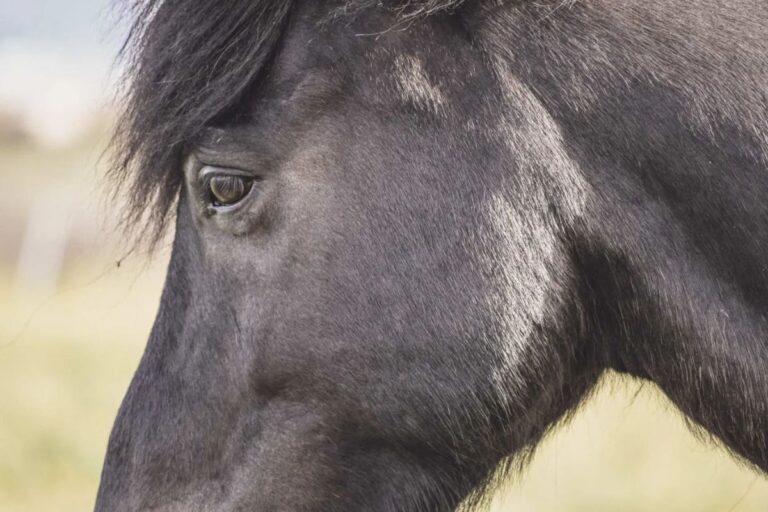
<box><xmin>207</xmin><ymin>175</ymin><xmax>253</xmax><ymax>207</ymax></box>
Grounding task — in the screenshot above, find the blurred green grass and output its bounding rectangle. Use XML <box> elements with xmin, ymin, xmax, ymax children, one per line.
<box><xmin>0</xmin><ymin>261</ymin><xmax>165</xmax><ymax>511</ymax></box>
<box><xmin>1</xmin><ymin>136</ymin><xmax>767</xmax><ymax>511</ymax></box>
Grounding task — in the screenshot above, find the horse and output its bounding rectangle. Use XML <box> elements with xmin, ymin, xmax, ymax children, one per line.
<box><xmin>95</xmin><ymin>0</ymin><xmax>768</xmax><ymax>510</ymax></box>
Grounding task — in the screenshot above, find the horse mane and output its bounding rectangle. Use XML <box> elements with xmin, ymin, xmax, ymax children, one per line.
<box><xmin>111</xmin><ymin>0</ymin><xmax>466</xmax><ymax>243</ymax></box>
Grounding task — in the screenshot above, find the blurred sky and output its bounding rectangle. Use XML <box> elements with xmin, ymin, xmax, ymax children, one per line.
<box><xmin>0</xmin><ymin>0</ymin><xmax>127</xmax><ymax>146</ymax></box>
<box><xmin>1</xmin><ymin>0</ymin><xmax>118</xmax><ymax>42</ymax></box>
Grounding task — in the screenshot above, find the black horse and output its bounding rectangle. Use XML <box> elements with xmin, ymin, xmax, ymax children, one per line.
<box><xmin>96</xmin><ymin>0</ymin><xmax>768</xmax><ymax>510</ymax></box>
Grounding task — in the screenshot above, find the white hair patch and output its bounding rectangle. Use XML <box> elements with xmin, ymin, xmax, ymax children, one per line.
<box><xmin>393</xmin><ymin>55</ymin><xmax>446</xmax><ymax>114</ymax></box>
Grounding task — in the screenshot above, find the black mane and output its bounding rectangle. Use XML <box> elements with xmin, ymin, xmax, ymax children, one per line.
<box><xmin>111</xmin><ymin>0</ymin><xmax>465</xmax><ymax>241</ymax></box>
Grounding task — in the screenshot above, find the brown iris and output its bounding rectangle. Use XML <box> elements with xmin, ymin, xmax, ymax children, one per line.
<box><xmin>208</xmin><ymin>175</ymin><xmax>253</xmax><ymax>206</ymax></box>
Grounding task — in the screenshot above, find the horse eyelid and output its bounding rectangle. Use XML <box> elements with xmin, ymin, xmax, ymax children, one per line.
<box><xmin>197</xmin><ymin>165</ymin><xmax>258</xmax><ymax>183</ymax></box>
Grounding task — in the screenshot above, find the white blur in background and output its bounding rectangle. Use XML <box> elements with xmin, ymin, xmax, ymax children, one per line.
<box><xmin>0</xmin><ymin>0</ymin><xmax>120</xmax><ymax>147</ymax></box>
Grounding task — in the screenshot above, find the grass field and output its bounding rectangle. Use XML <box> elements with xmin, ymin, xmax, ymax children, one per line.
<box><xmin>1</xmin><ymin>137</ymin><xmax>767</xmax><ymax>511</ymax></box>
<box><xmin>0</xmin><ymin>260</ymin><xmax>165</xmax><ymax>511</ymax></box>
